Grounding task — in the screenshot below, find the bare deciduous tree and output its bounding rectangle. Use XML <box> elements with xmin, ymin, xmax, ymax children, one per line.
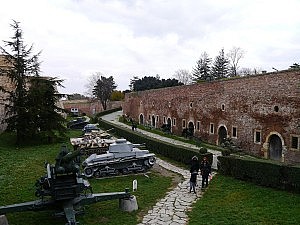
<box><xmin>173</xmin><ymin>69</ymin><xmax>192</xmax><ymax>85</ymax></box>
<box><xmin>227</xmin><ymin>47</ymin><xmax>245</xmax><ymax>77</ymax></box>
<box><xmin>85</xmin><ymin>72</ymin><xmax>104</xmax><ymax>97</ymax></box>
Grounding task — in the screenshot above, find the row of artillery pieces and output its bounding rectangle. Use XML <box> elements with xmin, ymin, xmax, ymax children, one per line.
<box><xmin>70</xmin><ymin>128</ymin><xmax>156</xmax><ymax>178</ymax></box>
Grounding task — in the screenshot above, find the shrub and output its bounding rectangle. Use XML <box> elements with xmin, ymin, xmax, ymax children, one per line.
<box><xmin>221</xmin><ymin>149</ymin><xmax>231</xmax><ymax>156</ymax></box>
<box><xmin>199</xmin><ymin>147</ymin><xmax>207</xmax><ymax>154</ymax></box>
<box><xmin>218</xmin><ymin>155</ymin><xmax>300</xmax><ymax>193</ymax></box>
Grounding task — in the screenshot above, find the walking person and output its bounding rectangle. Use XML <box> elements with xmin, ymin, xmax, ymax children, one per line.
<box><xmin>189</xmin><ymin>156</ymin><xmax>199</xmax><ymax>193</ymax></box>
<box><xmin>200</xmin><ymin>157</ymin><xmax>211</xmax><ymax>189</ymax></box>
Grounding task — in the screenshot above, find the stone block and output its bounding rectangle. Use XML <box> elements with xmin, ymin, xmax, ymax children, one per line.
<box><xmin>119</xmin><ymin>195</ymin><xmax>138</xmax><ymax>212</ymax></box>
<box><xmin>0</xmin><ymin>215</ymin><xmax>8</xmax><ymax>225</ymax></box>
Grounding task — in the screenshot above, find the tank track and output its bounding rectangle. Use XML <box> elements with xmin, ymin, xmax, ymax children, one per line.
<box><xmin>83</xmin><ymin>156</ymin><xmax>155</xmax><ymax>178</ymax></box>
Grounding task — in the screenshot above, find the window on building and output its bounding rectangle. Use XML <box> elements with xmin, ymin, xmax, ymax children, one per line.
<box><xmin>173</xmin><ymin>118</ymin><xmax>176</xmax><ymax>126</ymax></box>
<box><xmin>148</xmin><ymin>115</ymin><xmax>151</xmax><ymax>120</ymax></box>
<box><xmin>291</xmin><ymin>136</ymin><xmax>300</xmax><ymax>150</ymax></box>
<box><xmin>254</xmin><ymin>130</ymin><xmax>261</xmax><ymax>143</ymax></box>
<box><xmin>197</xmin><ymin>121</ymin><xmax>200</xmax><ymax>131</ymax></box>
<box><xmin>232</xmin><ymin>126</ymin><xmax>237</xmax><ymax>138</ymax></box>
<box><xmin>210</xmin><ymin>123</ymin><xmax>214</xmax><ymax>134</ymax></box>
<box><xmin>163</xmin><ymin>116</ymin><xmax>166</xmax><ymax>124</ymax></box>
<box><xmin>182</xmin><ymin>119</ymin><xmax>186</xmax><ymax>128</ymax></box>
<box><xmin>190</xmin><ymin>102</ymin><xmax>193</xmax><ymax>108</ymax></box>
<box><xmin>221</xmin><ymin>104</ymin><xmax>225</xmax><ymax>111</ymax></box>
<box><xmin>71</xmin><ymin>108</ymin><xmax>78</xmax><ymax>113</ymax></box>
<box><xmin>156</xmin><ymin>115</ymin><xmax>159</xmax><ymax>123</ymax></box>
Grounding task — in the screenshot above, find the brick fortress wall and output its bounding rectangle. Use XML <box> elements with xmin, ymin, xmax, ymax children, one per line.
<box><xmin>123</xmin><ymin>70</ymin><xmax>300</xmax><ymax>163</ymax></box>
<box><xmin>0</xmin><ymin>55</ymin><xmax>14</xmax><ymax>132</ymax></box>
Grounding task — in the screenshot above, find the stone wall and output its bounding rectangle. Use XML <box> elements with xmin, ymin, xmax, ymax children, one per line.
<box><xmin>123</xmin><ymin>70</ymin><xmax>300</xmax><ymax>164</ymax></box>
<box><xmin>62</xmin><ymin>99</ymin><xmax>122</xmax><ymax>116</ymax></box>
<box><xmin>0</xmin><ymin>55</ymin><xmax>14</xmax><ymax>132</ymax></box>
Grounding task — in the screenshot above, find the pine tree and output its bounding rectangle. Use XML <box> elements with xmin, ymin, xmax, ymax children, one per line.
<box><xmin>192</xmin><ymin>52</ymin><xmax>212</xmax><ymax>82</ymax></box>
<box><xmin>1</xmin><ymin>20</ymin><xmax>66</xmax><ymax>144</ymax></box>
<box><xmin>27</xmin><ymin>77</ymin><xmax>66</xmax><ymax>142</ymax></box>
<box><xmin>0</xmin><ymin>20</ymin><xmax>41</xmax><ymax>144</ymax></box>
<box><xmin>211</xmin><ymin>48</ymin><xmax>230</xmax><ymax>80</ymax></box>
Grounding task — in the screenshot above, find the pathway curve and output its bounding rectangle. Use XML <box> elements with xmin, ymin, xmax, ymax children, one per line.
<box><xmin>138</xmin><ymin>158</ymin><xmax>216</xmax><ymax>225</ymax></box>
<box><xmin>101</xmin><ymin>111</ymin><xmax>217</xmax><ymax>225</ymax></box>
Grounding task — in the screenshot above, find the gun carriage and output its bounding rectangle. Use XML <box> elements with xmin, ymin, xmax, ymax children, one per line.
<box><xmin>0</xmin><ymin>145</ymin><xmax>131</xmax><ymax>225</ymax></box>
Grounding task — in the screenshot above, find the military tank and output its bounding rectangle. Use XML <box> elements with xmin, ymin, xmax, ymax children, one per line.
<box><xmin>82</xmin><ymin>139</ymin><xmax>156</xmax><ymax>178</ymax></box>
<box><xmin>70</xmin><ymin>129</ymin><xmax>115</xmax><ymax>156</ymax></box>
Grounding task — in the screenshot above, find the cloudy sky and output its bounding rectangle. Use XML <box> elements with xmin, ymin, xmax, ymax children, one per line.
<box><xmin>0</xmin><ymin>0</ymin><xmax>299</xmax><ymax>94</ymax></box>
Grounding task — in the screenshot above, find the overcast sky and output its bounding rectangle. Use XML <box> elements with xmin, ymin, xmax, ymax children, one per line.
<box><xmin>0</xmin><ymin>0</ymin><xmax>299</xmax><ymax>94</ymax></box>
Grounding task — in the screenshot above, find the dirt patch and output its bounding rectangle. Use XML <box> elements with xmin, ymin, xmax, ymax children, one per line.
<box><xmin>151</xmin><ymin>163</ymin><xmax>184</xmax><ymax>188</ymax></box>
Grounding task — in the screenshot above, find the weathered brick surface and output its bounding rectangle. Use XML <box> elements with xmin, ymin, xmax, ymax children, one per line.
<box><xmin>0</xmin><ymin>55</ymin><xmax>14</xmax><ymax>132</ymax></box>
<box><xmin>62</xmin><ymin>99</ymin><xmax>122</xmax><ymax>116</ymax></box>
<box><xmin>123</xmin><ymin>70</ymin><xmax>300</xmax><ymax>163</ymax></box>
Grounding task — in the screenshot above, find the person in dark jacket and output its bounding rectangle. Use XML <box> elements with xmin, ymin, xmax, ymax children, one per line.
<box><xmin>200</xmin><ymin>157</ymin><xmax>211</xmax><ymax>188</ymax></box>
<box><xmin>189</xmin><ymin>156</ymin><xmax>199</xmax><ymax>193</ymax></box>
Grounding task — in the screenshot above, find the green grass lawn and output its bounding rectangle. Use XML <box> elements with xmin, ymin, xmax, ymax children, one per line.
<box><xmin>0</xmin><ymin>131</ymin><xmax>172</xmax><ymax>225</ymax></box>
<box><xmin>188</xmin><ymin>175</ymin><xmax>300</xmax><ymax>225</ymax></box>
<box><xmin>1</xmin><ymin>131</ymin><xmax>300</xmax><ymax>225</ymax></box>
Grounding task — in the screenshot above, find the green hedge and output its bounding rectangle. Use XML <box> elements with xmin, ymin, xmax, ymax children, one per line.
<box><xmin>218</xmin><ymin>155</ymin><xmax>300</xmax><ymax>193</ymax></box>
<box><xmin>98</xmin><ymin>119</ymin><xmax>213</xmax><ymax>166</ymax></box>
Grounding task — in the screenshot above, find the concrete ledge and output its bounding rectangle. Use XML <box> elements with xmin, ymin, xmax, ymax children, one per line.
<box><xmin>0</xmin><ymin>215</ymin><xmax>8</xmax><ymax>225</ymax></box>
<box><xmin>119</xmin><ymin>195</ymin><xmax>138</xmax><ymax>212</ymax></box>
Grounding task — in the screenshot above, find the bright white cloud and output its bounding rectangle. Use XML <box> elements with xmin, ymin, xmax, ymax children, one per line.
<box><xmin>0</xmin><ymin>0</ymin><xmax>299</xmax><ymax>94</ymax></box>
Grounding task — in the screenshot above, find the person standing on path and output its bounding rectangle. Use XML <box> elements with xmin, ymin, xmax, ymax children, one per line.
<box><xmin>200</xmin><ymin>157</ymin><xmax>211</xmax><ymax>189</ymax></box>
<box><xmin>189</xmin><ymin>156</ymin><xmax>199</xmax><ymax>193</ymax></box>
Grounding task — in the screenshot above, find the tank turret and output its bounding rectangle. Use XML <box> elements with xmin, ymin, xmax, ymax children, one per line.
<box><xmin>83</xmin><ymin>139</ymin><xmax>156</xmax><ymax>178</ymax></box>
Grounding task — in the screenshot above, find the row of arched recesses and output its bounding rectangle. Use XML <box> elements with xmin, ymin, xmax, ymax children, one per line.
<box><xmin>139</xmin><ymin>114</ymin><xmax>172</xmax><ymax>129</ymax></box>
<box><xmin>217</xmin><ymin>125</ymin><xmax>284</xmax><ymax>161</ymax></box>
<box><xmin>139</xmin><ymin>114</ymin><xmax>284</xmax><ymax>161</ymax></box>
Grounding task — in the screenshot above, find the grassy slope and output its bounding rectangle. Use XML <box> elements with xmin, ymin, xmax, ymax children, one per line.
<box><xmin>0</xmin><ymin>131</ymin><xmax>172</xmax><ymax>225</ymax></box>
<box><xmin>188</xmin><ymin>175</ymin><xmax>300</xmax><ymax>225</ymax></box>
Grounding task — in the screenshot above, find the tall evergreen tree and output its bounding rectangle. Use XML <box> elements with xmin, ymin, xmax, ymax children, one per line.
<box><xmin>211</xmin><ymin>48</ymin><xmax>230</xmax><ymax>80</ymax></box>
<box><xmin>93</xmin><ymin>76</ymin><xmax>116</xmax><ymax>110</ymax></box>
<box><xmin>27</xmin><ymin>77</ymin><xmax>66</xmax><ymax>141</ymax></box>
<box><xmin>129</xmin><ymin>76</ymin><xmax>139</xmax><ymax>91</ymax></box>
<box><xmin>0</xmin><ymin>20</ymin><xmax>41</xmax><ymax>144</ymax></box>
<box><xmin>192</xmin><ymin>52</ymin><xmax>212</xmax><ymax>82</ymax></box>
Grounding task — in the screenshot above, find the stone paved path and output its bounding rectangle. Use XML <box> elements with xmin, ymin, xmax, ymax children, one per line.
<box><xmin>101</xmin><ymin>111</ymin><xmax>217</xmax><ymax>224</ymax></box>
<box><xmin>137</xmin><ymin>158</ymin><xmax>216</xmax><ymax>225</ymax></box>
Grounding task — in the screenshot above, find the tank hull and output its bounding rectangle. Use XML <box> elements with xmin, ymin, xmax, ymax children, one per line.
<box><xmin>82</xmin><ymin>139</ymin><xmax>156</xmax><ymax>178</ymax></box>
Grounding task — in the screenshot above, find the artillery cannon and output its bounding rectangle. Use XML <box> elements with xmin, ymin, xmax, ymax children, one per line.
<box><xmin>0</xmin><ymin>145</ymin><xmax>131</xmax><ymax>225</ymax></box>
